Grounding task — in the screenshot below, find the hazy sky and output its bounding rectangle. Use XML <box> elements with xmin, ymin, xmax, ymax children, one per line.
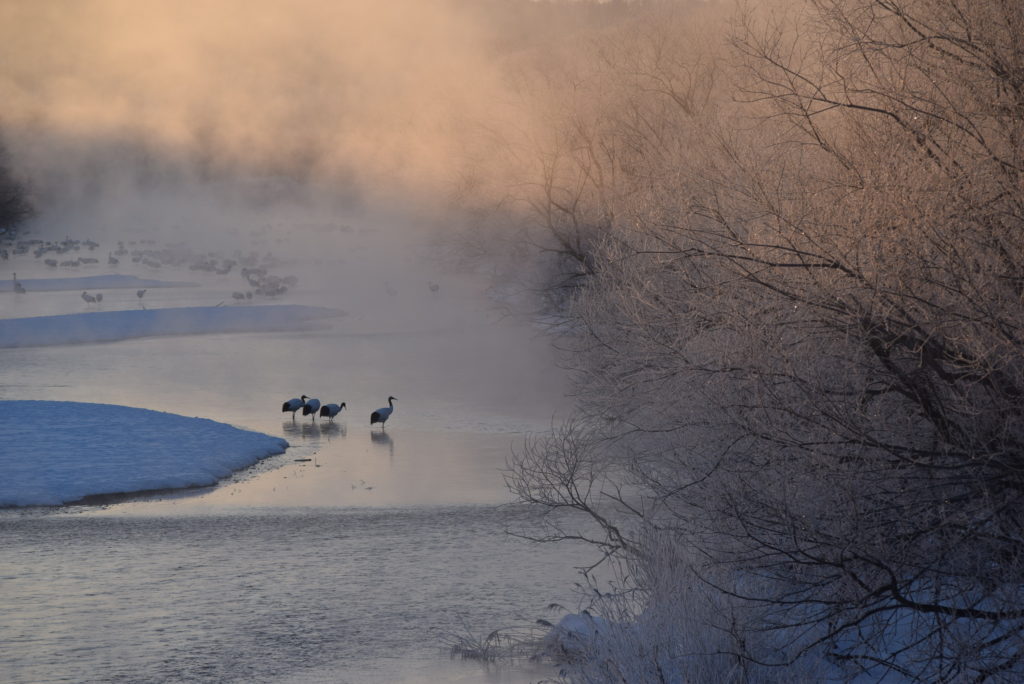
<box><xmin>0</xmin><ymin>0</ymin><xmax>521</xmax><ymax>214</ymax></box>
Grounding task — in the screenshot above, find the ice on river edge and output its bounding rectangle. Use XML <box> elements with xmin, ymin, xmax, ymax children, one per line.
<box><xmin>0</xmin><ymin>304</ymin><xmax>344</xmax><ymax>348</ymax></box>
<box><xmin>0</xmin><ymin>401</ymin><xmax>289</xmax><ymax>507</ymax></box>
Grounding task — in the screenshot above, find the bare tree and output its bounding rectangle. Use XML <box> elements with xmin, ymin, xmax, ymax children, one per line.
<box><xmin>505</xmin><ymin>1</ymin><xmax>1024</xmax><ymax>681</ymax></box>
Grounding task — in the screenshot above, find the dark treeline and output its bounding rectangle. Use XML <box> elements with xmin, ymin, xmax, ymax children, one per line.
<box><xmin>0</xmin><ymin>136</ymin><xmax>31</xmax><ymax>237</ymax></box>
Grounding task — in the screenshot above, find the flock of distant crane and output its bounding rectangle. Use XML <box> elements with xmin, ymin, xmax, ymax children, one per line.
<box><xmin>282</xmin><ymin>395</ymin><xmax>396</xmax><ymax>429</ymax></box>
<box><xmin>5</xmin><ymin>237</ymin><xmax>300</xmax><ymax>302</ymax></box>
<box><xmin>9</xmin><ymin>236</ymin><xmax>424</xmax><ymax>435</ymax></box>
<box><xmin>79</xmin><ymin>289</ymin><xmax>146</xmax><ymax>304</ymax></box>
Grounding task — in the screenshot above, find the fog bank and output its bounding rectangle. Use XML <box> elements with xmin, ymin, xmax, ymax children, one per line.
<box><xmin>0</xmin><ymin>0</ymin><xmax>514</xmax><ymax>208</ymax></box>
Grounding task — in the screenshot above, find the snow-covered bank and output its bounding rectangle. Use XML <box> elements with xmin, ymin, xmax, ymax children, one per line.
<box><xmin>1</xmin><ymin>274</ymin><xmax>197</xmax><ymax>292</ymax></box>
<box><xmin>0</xmin><ymin>304</ymin><xmax>344</xmax><ymax>347</ymax></box>
<box><xmin>0</xmin><ymin>401</ymin><xmax>289</xmax><ymax>507</ymax></box>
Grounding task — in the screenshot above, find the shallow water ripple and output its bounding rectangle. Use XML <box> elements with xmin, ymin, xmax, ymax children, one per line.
<box><xmin>1</xmin><ymin>506</ymin><xmax>580</xmax><ymax>683</ymax></box>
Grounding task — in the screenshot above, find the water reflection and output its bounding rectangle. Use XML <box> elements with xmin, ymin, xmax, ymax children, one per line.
<box><xmin>370</xmin><ymin>429</ymin><xmax>394</xmax><ymax>459</ymax></box>
<box><xmin>320</xmin><ymin>422</ymin><xmax>346</xmax><ymax>439</ymax></box>
<box><xmin>281</xmin><ymin>421</ymin><xmax>327</xmax><ymax>441</ymax></box>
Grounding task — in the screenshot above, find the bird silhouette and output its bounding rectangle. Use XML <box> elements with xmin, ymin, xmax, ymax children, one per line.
<box><xmin>371</xmin><ymin>396</ymin><xmax>396</xmax><ymax>429</ymax></box>
<box><xmin>282</xmin><ymin>395</ymin><xmax>308</xmax><ymax>419</ymax></box>
<box><xmin>319</xmin><ymin>402</ymin><xmax>347</xmax><ymax>422</ymax></box>
<box><xmin>302</xmin><ymin>397</ymin><xmax>321</xmax><ymax>422</ymax></box>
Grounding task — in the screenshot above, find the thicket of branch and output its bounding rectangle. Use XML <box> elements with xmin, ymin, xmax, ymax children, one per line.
<box><xmin>499</xmin><ymin>1</ymin><xmax>1024</xmax><ymax>681</ymax></box>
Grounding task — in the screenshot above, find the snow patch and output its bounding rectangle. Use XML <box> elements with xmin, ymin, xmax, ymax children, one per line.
<box><xmin>0</xmin><ymin>400</ymin><xmax>289</xmax><ymax>507</ymax></box>
<box><xmin>0</xmin><ymin>304</ymin><xmax>345</xmax><ymax>347</ymax></box>
<box><xmin>540</xmin><ymin>613</ymin><xmax>614</xmax><ymax>659</ymax></box>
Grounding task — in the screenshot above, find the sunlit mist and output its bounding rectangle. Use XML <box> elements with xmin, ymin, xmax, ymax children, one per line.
<box><xmin>0</xmin><ymin>0</ymin><xmax>517</xmax><ymax>207</ymax></box>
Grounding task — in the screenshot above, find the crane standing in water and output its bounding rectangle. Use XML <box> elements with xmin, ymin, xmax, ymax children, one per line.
<box><xmin>282</xmin><ymin>395</ymin><xmax>308</xmax><ymax>419</ymax></box>
<box><xmin>302</xmin><ymin>397</ymin><xmax>321</xmax><ymax>422</ymax></box>
<box><xmin>371</xmin><ymin>396</ymin><xmax>396</xmax><ymax>430</ymax></box>
<box><xmin>319</xmin><ymin>402</ymin><xmax>346</xmax><ymax>422</ymax></box>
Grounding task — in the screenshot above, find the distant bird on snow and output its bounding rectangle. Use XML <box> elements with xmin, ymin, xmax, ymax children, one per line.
<box><xmin>81</xmin><ymin>291</ymin><xmax>96</xmax><ymax>303</ymax></box>
<box><xmin>319</xmin><ymin>402</ymin><xmax>346</xmax><ymax>422</ymax></box>
<box><xmin>302</xmin><ymin>397</ymin><xmax>321</xmax><ymax>422</ymax></box>
<box><xmin>371</xmin><ymin>396</ymin><xmax>396</xmax><ymax>429</ymax></box>
<box><xmin>137</xmin><ymin>289</ymin><xmax>147</xmax><ymax>299</ymax></box>
<box><xmin>282</xmin><ymin>395</ymin><xmax>308</xmax><ymax>419</ymax></box>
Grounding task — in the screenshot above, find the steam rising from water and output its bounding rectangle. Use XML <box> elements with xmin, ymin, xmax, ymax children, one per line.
<box><xmin>0</xmin><ymin>0</ymin><xmax>577</xmax><ymax>418</ymax></box>
<box><xmin>0</xmin><ymin>0</ymin><xmax>510</xmax><ymax>215</ymax></box>
<box><xmin>0</xmin><ymin>0</ymin><xmax>530</xmax><ymax>298</ymax></box>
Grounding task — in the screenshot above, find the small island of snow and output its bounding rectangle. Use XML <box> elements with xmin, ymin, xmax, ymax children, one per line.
<box><xmin>0</xmin><ymin>401</ymin><xmax>289</xmax><ymax>507</ymax></box>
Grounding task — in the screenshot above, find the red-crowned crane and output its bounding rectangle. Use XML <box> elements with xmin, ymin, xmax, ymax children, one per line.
<box><xmin>302</xmin><ymin>397</ymin><xmax>321</xmax><ymax>422</ymax></box>
<box><xmin>370</xmin><ymin>396</ymin><xmax>396</xmax><ymax>429</ymax></box>
<box><xmin>319</xmin><ymin>402</ymin><xmax>346</xmax><ymax>422</ymax></box>
<box><xmin>282</xmin><ymin>395</ymin><xmax>308</xmax><ymax>419</ymax></box>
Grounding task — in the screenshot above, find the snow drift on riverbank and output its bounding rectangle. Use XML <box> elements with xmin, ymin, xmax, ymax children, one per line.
<box><xmin>1</xmin><ymin>274</ymin><xmax>197</xmax><ymax>292</ymax></box>
<box><xmin>0</xmin><ymin>401</ymin><xmax>289</xmax><ymax>507</ymax></box>
<box><xmin>0</xmin><ymin>304</ymin><xmax>344</xmax><ymax>347</ymax></box>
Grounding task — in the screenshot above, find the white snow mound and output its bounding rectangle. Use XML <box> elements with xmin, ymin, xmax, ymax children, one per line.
<box><xmin>0</xmin><ymin>400</ymin><xmax>289</xmax><ymax>507</ymax></box>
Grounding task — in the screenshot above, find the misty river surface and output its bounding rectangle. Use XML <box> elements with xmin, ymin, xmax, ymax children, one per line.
<box><xmin>0</xmin><ymin>239</ymin><xmax>585</xmax><ymax>684</ymax></box>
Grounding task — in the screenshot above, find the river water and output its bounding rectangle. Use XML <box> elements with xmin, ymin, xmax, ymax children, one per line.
<box><xmin>0</xmin><ymin>226</ymin><xmax>587</xmax><ymax>683</ymax></box>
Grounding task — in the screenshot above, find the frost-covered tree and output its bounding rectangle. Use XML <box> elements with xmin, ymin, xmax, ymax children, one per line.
<box><xmin>505</xmin><ymin>1</ymin><xmax>1024</xmax><ymax>681</ymax></box>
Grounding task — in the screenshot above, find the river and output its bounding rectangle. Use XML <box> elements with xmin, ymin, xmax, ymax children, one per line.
<box><xmin>0</xmin><ymin>230</ymin><xmax>586</xmax><ymax>683</ymax></box>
